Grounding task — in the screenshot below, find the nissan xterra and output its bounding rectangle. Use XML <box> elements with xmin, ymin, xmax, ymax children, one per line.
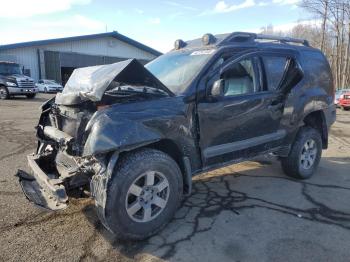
<box><xmin>17</xmin><ymin>32</ymin><xmax>336</xmax><ymax>240</ymax></box>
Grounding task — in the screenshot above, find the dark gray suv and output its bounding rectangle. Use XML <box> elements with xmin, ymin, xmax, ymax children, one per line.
<box><xmin>17</xmin><ymin>32</ymin><xmax>336</xmax><ymax>240</ymax></box>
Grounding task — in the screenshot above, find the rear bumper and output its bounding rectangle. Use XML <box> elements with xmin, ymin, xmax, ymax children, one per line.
<box><xmin>16</xmin><ymin>154</ymin><xmax>68</xmax><ymax>211</ymax></box>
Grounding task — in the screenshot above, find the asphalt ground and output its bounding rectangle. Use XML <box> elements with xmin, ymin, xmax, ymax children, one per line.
<box><xmin>0</xmin><ymin>93</ymin><xmax>349</xmax><ymax>262</ymax></box>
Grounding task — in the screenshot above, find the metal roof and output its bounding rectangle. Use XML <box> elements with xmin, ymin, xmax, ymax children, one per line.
<box><xmin>0</xmin><ymin>31</ymin><xmax>162</xmax><ymax>56</ymax></box>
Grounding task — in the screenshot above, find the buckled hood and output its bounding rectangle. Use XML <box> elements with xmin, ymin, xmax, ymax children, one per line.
<box><xmin>55</xmin><ymin>59</ymin><xmax>173</xmax><ymax>105</ymax></box>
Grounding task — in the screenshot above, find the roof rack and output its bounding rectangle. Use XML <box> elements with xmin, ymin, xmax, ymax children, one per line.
<box><xmin>222</xmin><ymin>32</ymin><xmax>310</xmax><ymax>47</ymax></box>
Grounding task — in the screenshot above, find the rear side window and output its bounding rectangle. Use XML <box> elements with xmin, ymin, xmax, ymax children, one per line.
<box><xmin>262</xmin><ymin>56</ymin><xmax>288</xmax><ymax>91</ymax></box>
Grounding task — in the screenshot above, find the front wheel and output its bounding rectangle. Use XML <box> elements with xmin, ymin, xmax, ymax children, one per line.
<box><xmin>0</xmin><ymin>86</ymin><xmax>9</xmax><ymax>100</ymax></box>
<box><xmin>281</xmin><ymin>127</ymin><xmax>322</xmax><ymax>179</ymax></box>
<box><xmin>104</xmin><ymin>149</ymin><xmax>183</xmax><ymax>240</ymax></box>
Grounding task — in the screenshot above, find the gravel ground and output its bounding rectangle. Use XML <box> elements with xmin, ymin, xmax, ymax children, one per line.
<box><xmin>0</xmin><ymin>93</ymin><xmax>349</xmax><ymax>262</ymax></box>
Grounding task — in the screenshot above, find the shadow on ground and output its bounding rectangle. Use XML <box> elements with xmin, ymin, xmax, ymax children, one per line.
<box><xmin>4</xmin><ymin>95</ymin><xmax>53</xmax><ymax>103</ymax></box>
<box><xmin>80</xmin><ymin>157</ymin><xmax>350</xmax><ymax>261</ymax></box>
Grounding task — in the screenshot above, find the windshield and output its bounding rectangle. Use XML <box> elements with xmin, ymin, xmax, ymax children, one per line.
<box><xmin>145</xmin><ymin>49</ymin><xmax>215</xmax><ymax>94</ymax></box>
<box><xmin>0</xmin><ymin>63</ymin><xmax>22</xmax><ymax>75</ymax></box>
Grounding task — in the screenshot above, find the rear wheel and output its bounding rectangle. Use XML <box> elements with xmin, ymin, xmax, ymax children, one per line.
<box><xmin>104</xmin><ymin>149</ymin><xmax>183</xmax><ymax>240</ymax></box>
<box><xmin>0</xmin><ymin>86</ymin><xmax>9</xmax><ymax>100</ymax></box>
<box><xmin>281</xmin><ymin>127</ymin><xmax>322</xmax><ymax>179</ymax></box>
<box><xmin>26</xmin><ymin>94</ymin><xmax>36</xmax><ymax>99</ymax></box>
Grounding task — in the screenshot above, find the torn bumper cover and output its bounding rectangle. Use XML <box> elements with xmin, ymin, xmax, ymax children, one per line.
<box><xmin>16</xmin><ymin>154</ymin><xmax>68</xmax><ymax>211</ymax></box>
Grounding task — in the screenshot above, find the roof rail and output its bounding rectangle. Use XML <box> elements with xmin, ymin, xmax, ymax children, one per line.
<box><xmin>222</xmin><ymin>32</ymin><xmax>310</xmax><ymax>47</ymax></box>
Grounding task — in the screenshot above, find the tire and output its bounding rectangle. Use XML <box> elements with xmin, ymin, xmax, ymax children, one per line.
<box><xmin>104</xmin><ymin>148</ymin><xmax>183</xmax><ymax>240</ymax></box>
<box><xmin>0</xmin><ymin>86</ymin><xmax>9</xmax><ymax>100</ymax></box>
<box><xmin>26</xmin><ymin>94</ymin><xmax>36</xmax><ymax>99</ymax></box>
<box><xmin>281</xmin><ymin>127</ymin><xmax>322</xmax><ymax>179</ymax></box>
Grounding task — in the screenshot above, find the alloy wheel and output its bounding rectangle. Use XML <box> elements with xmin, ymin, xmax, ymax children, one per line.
<box><xmin>300</xmin><ymin>138</ymin><xmax>317</xmax><ymax>169</ymax></box>
<box><xmin>125</xmin><ymin>171</ymin><xmax>170</xmax><ymax>222</ymax></box>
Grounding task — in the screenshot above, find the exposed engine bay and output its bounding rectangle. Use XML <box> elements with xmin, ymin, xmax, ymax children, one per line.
<box><xmin>16</xmin><ymin>59</ymin><xmax>171</xmax><ymax>210</ymax></box>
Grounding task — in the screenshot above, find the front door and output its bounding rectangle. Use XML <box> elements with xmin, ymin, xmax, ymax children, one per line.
<box><xmin>197</xmin><ymin>53</ymin><xmax>288</xmax><ymax>167</ymax></box>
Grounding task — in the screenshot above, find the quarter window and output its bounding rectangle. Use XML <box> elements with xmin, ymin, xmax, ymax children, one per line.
<box><xmin>262</xmin><ymin>56</ymin><xmax>288</xmax><ymax>91</ymax></box>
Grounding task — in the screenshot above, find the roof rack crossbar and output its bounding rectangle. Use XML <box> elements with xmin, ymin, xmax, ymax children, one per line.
<box><xmin>256</xmin><ymin>34</ymin><xmax>310</xmax><ymax>46</ymax></box>
<box><xmin>223</xmin><ymin>32</ymin><xmax>310</xmax><ymax>47</ymax></box>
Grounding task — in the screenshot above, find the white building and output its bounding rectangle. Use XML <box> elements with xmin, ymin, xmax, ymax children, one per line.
<box><xmin>0</xmin><ymin>31</ymin><xmax>161</xmax><ymax>84</ymax></box>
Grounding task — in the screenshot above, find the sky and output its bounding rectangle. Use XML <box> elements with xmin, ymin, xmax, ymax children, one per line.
<box><xmin>0</xmin><ymin>0</ymin><xmax>317</xmax><ymax>53</ymax></box>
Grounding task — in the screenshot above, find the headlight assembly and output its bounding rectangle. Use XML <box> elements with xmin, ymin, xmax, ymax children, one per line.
<box><xmin>6</xmin><ymin>81</ymin><xmax>17</xmax><ymax>87</ymax></box>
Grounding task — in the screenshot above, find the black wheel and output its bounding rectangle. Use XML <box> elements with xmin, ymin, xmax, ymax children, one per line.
<box><xmin>26</xmin><ymin>94</ymin><xmax>36</xmax><ymax>99</ymax></box>
<box><xmin>0</xmin><ymin>86</ymin><xmax>9</xmax><ymax>100</ymax></box>
<box><xmin>104</xmin><ymin>148</ymin><xmax>183</xmax><ymax>240</ymax></box>
<box><xmin>281</xmin><ymin>127</ymin><xmax>322</xmax><ymax>179</ymax></box>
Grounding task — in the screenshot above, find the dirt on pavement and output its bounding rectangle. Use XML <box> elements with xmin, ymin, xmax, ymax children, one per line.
<box><xmin>0</xmin><ymin>94</ymin><xmax>349</xmax><ymax>262</ymax></box>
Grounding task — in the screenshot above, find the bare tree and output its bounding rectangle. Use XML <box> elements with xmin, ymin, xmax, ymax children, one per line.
<box><xmin>297</xmin><ymin>0</ymin><xmax>350</xmax><ymax>88</ymax></box>
<box><xmin>300</xmin><ymin>0</ymin><xmax>330</xmax><ymax>51</ymax></box>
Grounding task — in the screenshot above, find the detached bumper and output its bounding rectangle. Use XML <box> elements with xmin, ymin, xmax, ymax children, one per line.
<box><xmin>16</xmin><ymin>154</ymin><xmax>68</xmax><ymax>211</ymax></box>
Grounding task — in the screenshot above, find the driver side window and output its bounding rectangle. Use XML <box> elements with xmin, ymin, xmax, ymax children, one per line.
<box><xmin>221</xmin><ymin>58</ymin><xmax>257</xmax><ymax>96</ymax></box>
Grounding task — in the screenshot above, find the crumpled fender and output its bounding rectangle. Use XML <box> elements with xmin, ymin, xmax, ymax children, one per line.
<box><xmin>83</xmin><ymin>112</ymin><xmax>161</xmax><ymax>156</ymax></box>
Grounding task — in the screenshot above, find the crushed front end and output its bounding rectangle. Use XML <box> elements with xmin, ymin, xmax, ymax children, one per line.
<box><xmin>15</xmin><ymin>59</ymin><xmax>173</xmax><ymax>211</ymax></box>
<box><xmin>16</xmin><ymin>98</ymin><xmax>101</xmax><ymax>210</ymax></box>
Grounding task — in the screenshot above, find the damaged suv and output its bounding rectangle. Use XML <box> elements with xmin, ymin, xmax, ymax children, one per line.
<box><xmin>17</xmin><ymin>32</ymin><xmax>336</xmax><ymax>240</ymax></box>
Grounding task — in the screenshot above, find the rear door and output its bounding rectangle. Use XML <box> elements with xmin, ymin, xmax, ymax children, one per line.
<box><xmin>197</xmin><ymin>51</ymin><xmax>295</xmax><ymax>166</ymax></box>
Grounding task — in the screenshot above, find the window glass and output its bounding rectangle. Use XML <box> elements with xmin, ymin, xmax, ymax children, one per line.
<box><xmin>146</xmin><ymin>50</ymin><xmax>215</xmax><ymax>94</ymax></box>
<box><xmin>262</xmin><ymin>56</ymin><xmax>288</xmax><ymax>91</ymax></box>
<box><xmin>221</xmin><ymin>58</ymin><xmax>256</xmax><ymax>96</ymax></box>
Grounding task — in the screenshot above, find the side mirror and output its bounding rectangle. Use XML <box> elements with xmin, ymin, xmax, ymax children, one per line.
<box><xmin>210</xmin><ymin>79</ymin><xmax>225</xmax><ymax>97</ymax></box>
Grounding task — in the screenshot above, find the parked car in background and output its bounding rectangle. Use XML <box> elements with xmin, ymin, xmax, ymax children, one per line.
<box><xmin>0</xmin><ymin>61</ymin><xmax>38</xmax><ymax>99</ymax></box>
<box><xmin>334</xmin><ymin>89</ymin><xmax>350</xmax><ymax>107</ymax></box>
<box><xmin>36</xmin><ymin>79</ymin><xmax>63</xmax><ymax>93</ymax></box>
<box><xmin>339</xmin><ymin>92</ymin><xmax>350</xmax><ymax>110</ymax></box>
